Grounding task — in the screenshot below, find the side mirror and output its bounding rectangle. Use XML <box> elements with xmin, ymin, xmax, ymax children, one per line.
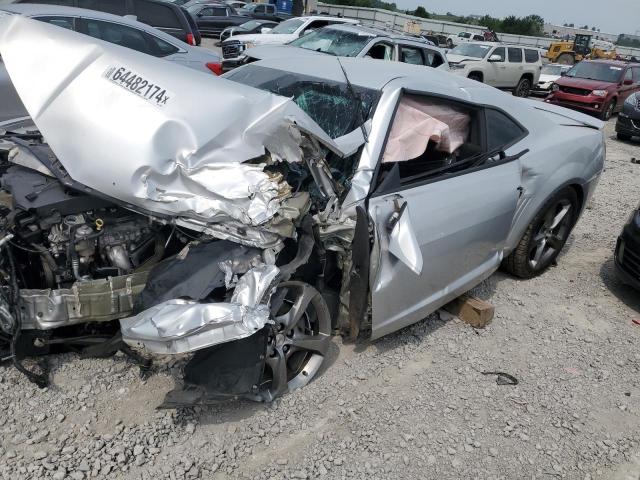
<box><xmin>196</xmin><ymin>12</ymin><xmax>203</xmax><ymax>17</ymax></box>
<box><xmin>387</xmin><ymin>199</ymin><xmax>423</xmax><ymax>275</ymax></box>
<box><xmin>260</xmin><ymin>27</ymin><xmax>272</xmax><ymax>33</ymax></box>
<box><xmin>560</xmin><ymin>70</ymin><xmax>567</xmax><ymax>76</ymax></box>
<box><xmin>488</xmin><ymin>54</ymin><xmax>502</xmax><ymax>62</ymax></box>
<box><xmin>623</xmin><ymin>79</ymin><xmax>634</xmax><ymax>86</ymax></box>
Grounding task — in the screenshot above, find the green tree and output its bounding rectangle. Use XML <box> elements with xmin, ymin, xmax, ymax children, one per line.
<box><xmin>413</xmin><ymin>6</ymin><xmax>430</xmax><ymax>18</ymax></box>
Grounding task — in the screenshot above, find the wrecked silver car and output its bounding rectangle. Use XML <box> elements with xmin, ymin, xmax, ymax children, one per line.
<box><xmin>0</xmin><ymin>16</ymin><xmax>605</xmax><ymax>405</ymax></box>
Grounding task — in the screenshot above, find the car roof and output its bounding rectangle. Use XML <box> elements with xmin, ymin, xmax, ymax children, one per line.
<box><xmin>0</xmin><ymin>2</ymin><xmax>187</xmax><ymax>45</ymax></box>
<box><xmin>582</xmin><ymin>59</ymin><xmax>633</xmax><ymax>66</ymax></box>
<box><xmin>315</xmin><ymin>23</ymin><xmax>442</xmax><ymax>47</ymax></box>
<box><xmin>297</xmin><ymin>15</ymin><xmax>358</xmax><ymax>23</ymax></box>
<box><xmin>252</xmin><ymin>55</ymin><xmax>466</xmax><ymax>91</ymax></box>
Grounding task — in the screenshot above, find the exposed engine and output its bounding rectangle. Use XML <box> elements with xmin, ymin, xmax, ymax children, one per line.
<box><xmin>0</xmin><ymin>165</ymin><xmax>180</xmax><ymax>290</ymax></box>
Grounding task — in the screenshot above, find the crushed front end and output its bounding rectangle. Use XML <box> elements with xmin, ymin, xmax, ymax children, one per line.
<box><xmin>0</xmin><ymin>16</ymin><xmax>372</xmax><ymax>404</ymax></box>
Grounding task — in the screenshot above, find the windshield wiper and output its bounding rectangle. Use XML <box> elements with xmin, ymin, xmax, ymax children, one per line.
<box><xmin>335</xmin><ymin>57</ymin><xmax>369</xmax><ymax>144</ymax></box>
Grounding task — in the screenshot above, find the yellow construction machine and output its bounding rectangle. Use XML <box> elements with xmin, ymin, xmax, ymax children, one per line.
<box><xmin>546</xmin><ymin>34</ymin><xmax>617</xmax><ymax>65</ymax></box>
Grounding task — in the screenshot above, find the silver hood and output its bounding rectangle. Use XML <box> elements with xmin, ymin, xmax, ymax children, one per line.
<box><xmin>0</xmin><ymin>16</ymin><xmax>346</xmax><ymax>231</ymax></box>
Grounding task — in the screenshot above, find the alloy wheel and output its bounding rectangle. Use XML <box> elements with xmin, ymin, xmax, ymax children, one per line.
<box><xmin>262</xmin><ymin>282</ymin><xmax>331</xmax><ymax>400</ymax></box>
<box><xmin>528</xmin><ymin>199</ymin><xmax>573</xmax><ymax>270</ymax></box>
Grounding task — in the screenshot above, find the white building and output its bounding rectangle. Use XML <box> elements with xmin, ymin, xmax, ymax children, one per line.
<box><xmin>543</xmin><ymin>23</ymin><xmax>617</xmax><ymax>43</ymax></box>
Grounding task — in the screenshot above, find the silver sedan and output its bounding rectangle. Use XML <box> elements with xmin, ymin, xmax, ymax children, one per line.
<box><xmin>0</xmin><ymin>15</ymin><xmax>604</xmax><ymax>404</ymax></box>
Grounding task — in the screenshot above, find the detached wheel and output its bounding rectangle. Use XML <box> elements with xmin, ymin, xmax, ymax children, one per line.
<box><xmin>262</xmin><ymin>282</ymin><xmax>331</xmax><ymax>401</ymax></box>
<box><xmin>601</xmin><ymin>100</ymin><xmax>616</xmax><ymax>120</ymax></box>
<box><xmin>514</xmin><ymin>77</ymin><xmax>532</xmax><ymax>97</ymax></box>
<box><xmin>617</xmin><ymin>132</ymin><xmax>632</xmax><ymax>141</ymax></box>
<box><xmin>503</xmin><ymin>188</ymin><xmax>578</xmax><ymax>279</ymax></box>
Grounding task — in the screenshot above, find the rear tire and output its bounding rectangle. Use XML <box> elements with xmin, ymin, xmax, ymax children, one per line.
<box><xmin>513</xmin><ymin>77</ymin><xmax>532</xmax><ymax>97</ymax></box>
<box><xmin>617</xmin><ymin>132</ymin><xmax>632</xmax><ymax>141</ymax></box>
<box><xmin>502</xmin><ymin>187</ymin><xmax>578</xmax><ymax>279</ymax></box>
<box><xmin>468</xmin><ymin>72</ymin><xmax>483</xmax><ymax>82</ymax></box>
<box><xmin>556</xmin><ymin>53</ymin><xmax>575</xmax><ymax>65</ymax></box>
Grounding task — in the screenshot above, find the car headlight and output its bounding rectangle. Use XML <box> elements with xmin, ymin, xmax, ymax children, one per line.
<box><xmin>551</xmin><ymin>83</ymin><xmax>559</xmax><ymax>92</ymax></box>
<box><xmin>449</xmin><ymin>63</ymin><xmax>466</xmax><ymax>70</ymax></box>
<box><xmin>592</xmin><ymin>90</ymin><xmax>608</xmax><ymax>97</ymax></box>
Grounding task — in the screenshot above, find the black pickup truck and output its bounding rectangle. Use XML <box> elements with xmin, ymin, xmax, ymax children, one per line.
<box><xmin>186</xmin><ymin>3</ymin><xmax>286</xmax><ymax>36</ymax></box>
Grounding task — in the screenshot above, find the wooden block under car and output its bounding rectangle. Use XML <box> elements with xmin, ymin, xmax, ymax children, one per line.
<box><xmin>443</xmin><ymin>294</ymin><xmax>494</xmax><ymax>328</ymax></box>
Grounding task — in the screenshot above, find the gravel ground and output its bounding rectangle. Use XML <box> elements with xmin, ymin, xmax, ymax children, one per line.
<box><xmin>1</xmin><ymin>117</ymin><xmax>640</xmax><ymax>480</ymax></box>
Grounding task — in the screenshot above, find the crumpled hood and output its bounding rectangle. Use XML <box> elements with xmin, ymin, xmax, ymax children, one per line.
<box><xmin>538</xmin><ymin>73</ymin><xmax>559</xmax><ymax>84</ymax></box>
<box><xmin>0</xmin><ymin>15</ymin><xmax>344</xmax><ymax>229</ymax></box>
<box><xmin>226</xmin><ymin>33</ymin><xmax>296</xmax><ymax>45</ymax></box>
<box><xmin>556</xmin><ymin>77</ymin><xmax>613</xmax><ymax>91</ymax></box>
<box><xmin>445</xmin><ymin>54</ymin><xmax>479</xmax><ymax>64</ymax></box>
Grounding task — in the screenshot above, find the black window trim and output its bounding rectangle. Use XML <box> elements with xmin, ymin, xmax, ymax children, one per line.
<box><xmin>78</xmin><ymin>16</ymin><xmax>186</xmax><ymax>55</ymax></box>
<box><xmin>369</xmin><ymin>88</ymin><xmax>529</xmax><ymax>198</ymax></box>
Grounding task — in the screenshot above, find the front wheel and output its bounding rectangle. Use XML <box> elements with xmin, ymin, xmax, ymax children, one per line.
<box><xmin>601</xmin><ymin>100</ymin><xmax>616</xmax><ymax>120</ymax></box>
<box><xmin>468</xmin><ymin>72</ymin><xmax>483</xmax><ymax>82</ymax></box>
<box><xmin>513</xmin><ymin>77</ymin><xmax>532</xmax><ymax>97</ymax></box>
<box><xmin>617</xmin><ymin>132</ymin><xmax>632</xmax><ymax>141</ymax></box>
<box><xmin>502</xmin><ymin>188</ymin><xmax>578</xmax><ymax>279</ymax></box>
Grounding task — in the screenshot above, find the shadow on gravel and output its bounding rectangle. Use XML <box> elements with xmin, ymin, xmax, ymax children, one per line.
<box><xmin>599</xmin><ymin>255</ymin><xmax>640</xmax><ymax>314</ymax></box>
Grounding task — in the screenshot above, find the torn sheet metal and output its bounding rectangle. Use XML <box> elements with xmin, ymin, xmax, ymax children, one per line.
<box><xmin>19</xmin><ymin>272</ymin><xmax>148</xmax><ymax>330</ymax></box>
<box><xmin>120</xmin><ymin>265</ymin><xmax>279</xmax><ymax>354</ymax></box>
<box><xmin>0</xmin><ymin>16</ymin><xmax>345</xmax><ymax>231</ymax></box>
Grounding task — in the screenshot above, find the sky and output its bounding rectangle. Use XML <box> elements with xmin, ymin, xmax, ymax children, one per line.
<box><xmin>393</xmin><ymin>0</ymin><xmax>640</xmax><ymax>35</ymax></box>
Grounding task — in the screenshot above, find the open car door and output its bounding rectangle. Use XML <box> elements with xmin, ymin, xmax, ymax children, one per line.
<box><xmin>367</xmin><ymin>94</ymin><xmax>527</xmax><ymax>339</ymax></box>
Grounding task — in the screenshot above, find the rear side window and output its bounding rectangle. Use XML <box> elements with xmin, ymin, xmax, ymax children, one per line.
<box><xmin>400</xmin><ymin>46</ymin><xmax>424</xmax><ymax>65</ymax></box>
<box><xmin>508</xmin><ymin>48</ymin><xmax>522</xmax><ymax>63</ymax></box>
<box><xmin>34</xmin><ymin>16</ymin><xmax>75</xmax><ymax>30</ymax></box>
<box><xmin>486</xmin><ymin>109</ymin><xmax>525</xmax><ymax>151</ymax></box>
<box><xmin>82</xmin><ymin>18</ymin><xmax>154</xmax><ymax>55</ymax></box>
<box><xmin>200</xmin><ymin>6</ymin><xmax>227</xmax><ymax>16</ymax></box>
<box><xmin>77</xmin><ymin>0</ymin><xmax>126</xmax><ymax>15</ymax></box>
<box><xmin>524</xmin><ymin>49</ymin><xmax>539</xmax><ymax>63</ymax></box>
<box><xmin>134</xmin><ymin>0</ymin><xmax>182</xmax><ymax>28</ymax></box>
<box><xmin>147</xmin><ymin>34</ymin><xmax>179</xmax><ymax>56</ymax></box>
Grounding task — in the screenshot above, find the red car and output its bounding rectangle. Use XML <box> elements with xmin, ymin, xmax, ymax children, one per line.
<box><xmin>545</xmin><ymin>60</ymin><xmax>640</xmax><ymax>120</ymax></box>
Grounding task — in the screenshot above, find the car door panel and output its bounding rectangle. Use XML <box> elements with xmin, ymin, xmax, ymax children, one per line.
<box><xmin>368</xmin><ymin>159</ymin><xmax>521</xmax><ymax>339</ymax></box>
<box><xmin>486</xmin><ymin>47</ymin><xmax>505</xmax><ymax>87</ymax></box>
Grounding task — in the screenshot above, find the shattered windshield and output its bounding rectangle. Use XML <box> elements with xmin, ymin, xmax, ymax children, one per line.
<box><xmin>565</xmin><ymin>62</ymin><xmax>624</xmax><ymax>83</ymax></box>
<box><xmin>225</xmin><ymin>65</ymin><xmax>380</xmax><ymax>139</ymax></box>
<box><xmin>289</xmin><ymin>27</ymin><xmax>375</xmax><ymax>56</ymax></box>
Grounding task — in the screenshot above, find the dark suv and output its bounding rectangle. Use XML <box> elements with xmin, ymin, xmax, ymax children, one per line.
<box><xmin>545</xmin><ymin>60</ymin><xmax>640</xmax><ymax>120</ymax></box>
<box><xmin>12</xmin><ymin>0</ymin><xmax>201</xmax><ymax>45</ymax></box>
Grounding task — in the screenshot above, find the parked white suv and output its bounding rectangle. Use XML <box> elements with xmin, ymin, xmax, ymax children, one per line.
<box><xmin>446</xmin><ymin>31</ymin><xmax>485</xmax><ymax>48</ymax></box>
<box><xmin>221</xmin><ymin>16</ymin><xmax>358</xmax><ymax>68</ymax></box>
<box><xmin>447</xmin><ymin>42</ymin><xmax>542</xmax><ymax>97</ymax></box>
